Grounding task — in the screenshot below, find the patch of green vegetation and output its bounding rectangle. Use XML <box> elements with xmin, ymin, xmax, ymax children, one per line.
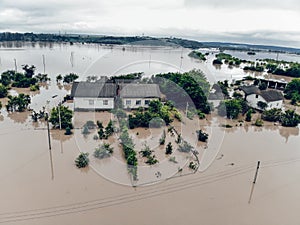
<box><xmin>188</xmin><ymin>51</ymin><xmax>207</xmax><ymax>61</ymax></box>
<box><xmin>75</xmin><ymin>152</ymin><xmax>89</xmax><ymax>168</ymax></box>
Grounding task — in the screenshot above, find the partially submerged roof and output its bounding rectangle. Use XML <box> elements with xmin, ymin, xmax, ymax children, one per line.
<box><xmin>71</xmin><ymin>82</ymin><xmax>117</xmax><ymax>98</ymax></box>
<box><xmin>119</xmin><ymin>83</ymin><xmax>161</xmax><ymax>98</ymax></box>
<box><xmin>240</xmin><ymin>85</ymin><xmax>260</xmax><ymax>95</ymax></box>
<box><xmin>260</xmin><ymin>90</ymin><xmax>284</xmax><ymax>102</ymax></box>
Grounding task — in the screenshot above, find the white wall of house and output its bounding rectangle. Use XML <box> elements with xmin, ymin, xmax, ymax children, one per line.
<box><xmin>74</xmin><ymin>97</ymin><xmax>114</xmax><ymax>110</ymax></box>
<box><xmin>266</xmin><ymin>100</ymin><xmax>283</xmax><ymax>110</ymax></box>
<box><xmin>122</xmin><ymin>98</ymin><xmax>159</xmax><ymax>109</ymax></box>
<box><xmin>246</xmin><ymin>94</ymin><xmax>283</xmax><ymax>110</ymax></box>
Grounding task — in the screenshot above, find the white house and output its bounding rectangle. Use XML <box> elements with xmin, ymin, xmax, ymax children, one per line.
<box><xmin>71</xmin><ymin>81</ymin><xmax>116</xmax><ymax>111</ymax></box>
<box><xmin>240</xmin><ymin>85</ymin><xmax>284</xmax><ymax>110</ymax></box>
<box><xmin>119</xmin><ymin>83</ymin><xmax>161</xmax><ymax>109</ymax></box>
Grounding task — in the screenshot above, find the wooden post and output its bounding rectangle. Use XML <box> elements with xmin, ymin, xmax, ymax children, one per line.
<box><xmin>253</xmin><ymin>161</ymin><xmax>260</xmax><ymax>184</ymax></box>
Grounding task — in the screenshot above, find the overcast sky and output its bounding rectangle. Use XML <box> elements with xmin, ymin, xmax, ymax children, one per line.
<box><xmin>0</xmin><ymin>0</ymin><xmax>300</xmax><ymax>48</ymax></box>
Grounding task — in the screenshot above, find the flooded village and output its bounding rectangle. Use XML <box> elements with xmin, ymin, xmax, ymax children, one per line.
<box><xmin>1</xmin><ymin>41</ymin><xmax>300</xmax><ymax>225</ymax></box>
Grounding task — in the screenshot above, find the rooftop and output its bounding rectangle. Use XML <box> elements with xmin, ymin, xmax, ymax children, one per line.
<box><xmin>119</xmin><ymin>83</ymin><xmax>161</xmax><ymax>98</ymax></box>
<box><xmin>260</xmin><ymin>90</ymin><xmax>284</xmax><ymax>102</ymax></box>
<box><xmin>70</xmin><ymin>82</ymin><xmax>117</xmax><ymax>98</ymax></box>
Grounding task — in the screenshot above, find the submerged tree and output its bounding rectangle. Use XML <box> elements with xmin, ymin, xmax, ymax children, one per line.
<box><xmin>75</xmin><ymin>152</ymin><xmax>89</xmax><ymax>168</ymax></box>
<box><xmin>49</xmin><ymin>105</ymin><xmax>73</xmax><ymax>129</ymax></box>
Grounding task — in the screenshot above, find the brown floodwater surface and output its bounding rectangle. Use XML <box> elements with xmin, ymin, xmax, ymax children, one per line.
<box><xmin>1</xmin><ymin>110</ymin><xmax>300</xmax><ymax>224</ymax></box>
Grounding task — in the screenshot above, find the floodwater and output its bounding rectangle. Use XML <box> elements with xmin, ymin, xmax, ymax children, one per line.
<box><xmin>1</xmin><ymin>42</ymin><xmax>300</xmax><ymax>224</ymax></box>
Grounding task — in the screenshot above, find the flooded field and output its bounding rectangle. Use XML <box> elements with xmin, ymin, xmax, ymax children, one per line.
<box><xmin>1</xmin><ymin>42</ymin><xmax>300</xmax><ymax>224</ymax></box>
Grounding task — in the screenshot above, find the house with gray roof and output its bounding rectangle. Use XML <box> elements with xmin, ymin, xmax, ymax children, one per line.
<box><xmin>71</xmin><ymin>81</ymin><xmax>117</xmax><ymax>110</ymax></box>
<box><xmin>119</xmin><ymin>83</ymin><xmax>161</xmax><ymax>109</ymax></box>
<box><xmin>240</xmin><ymin>85</ymin><xmax>284</xmax><ymax>110</ymax></box>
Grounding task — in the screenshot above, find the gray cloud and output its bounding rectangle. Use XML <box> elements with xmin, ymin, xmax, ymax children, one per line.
<box><xmin>184</xmin><ymin>0</ymin><xmax>300</xmax><ymax>10</ymax></box>
<box><xmin>0</xmin><ymin>0</ymin><xmax>299</xmax><ymax>48</ymax></box>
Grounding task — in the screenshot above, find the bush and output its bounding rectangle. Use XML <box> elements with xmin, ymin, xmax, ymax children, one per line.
<box><xmin>262</xmin><ymin>108</ymin><xmax>282</xmax><ymax>122</ymax></box>
<box><xmin>94</xmin><ymin>143</ymin><xmax>113</xmax><ymax>159</ymax></box>
<box><xmin>65</xmin><ymin>127</ymin><xmax>72</xmax><ymax>135</ymax></box>
<box><xmin>197</xmin><ymin>130</ymin><xmax>208</xmax><ymax>142</ymax></box>
<box><xmin>165</xmin><ymin>142</ymin><xmax>173</xmax><ymax>155</ymax></box>
<box><xmin>0</xmin><ymin>84</ymin><xmax>8</xmax><ymax>98</ymax></box>
<box><xmin>29</xmin><ymin>84</ymin><xmax>39</xmax><ymax>91</ymax></box>
<box><xmin>178</xmin><ymin>141</ymin><xmax>193</xmax><ymax>153</ymax></box>
<box><xmin>75</xmin><ymin>152</ymin><xmax>89</xmax><ymax>168</ymax></box>
<box><xmin>245</xmin><ymin>109</ymin><xmax>252</xmax><ymax>122</ymax></box>
<box><xmin>254</xmin><ymin>119</ymin><xmax>263</xmax><ymax>127</ymax></box>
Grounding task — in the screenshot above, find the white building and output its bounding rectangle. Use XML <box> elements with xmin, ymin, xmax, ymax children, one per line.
<box><xmin>119</xmin><ymin>83</ymin><xmax>161</xmax><ymax>109</ymax></box>
<box><xmin>240</xmin><ymin>85</ymin><xmax>284</xmax><ymax>110</ymax></box>
<box><xmin>71</xmin><ymin>81</ymin><xmax>116</xmax><ymax>111</ymax></box>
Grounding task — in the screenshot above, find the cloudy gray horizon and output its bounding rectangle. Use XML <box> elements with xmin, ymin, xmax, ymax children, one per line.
<box><xmin>0</xmin><ymin>0</ymin><xmax>300</xmax><ymax>48</ymax></box>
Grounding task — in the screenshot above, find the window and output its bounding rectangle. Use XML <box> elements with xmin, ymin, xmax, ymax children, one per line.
<box><xmin>136</xmin><ymin>100</ymin><xmax>141</xmax><ymax>105</ymax></box>
<box><xmin>103</xmin><ymin>100</ymin><xmax>108</xmax><ymax>105</ymax></box>
<box><xmin>89</xmin><ymin>100</ymin><xmax>94</xmax><ymax>105</ymax></box>
<box><xmin>255</xmin><ymin>94</ymin><xmax>258</xmax><ymax>98</ymax></box>
<box><xmin>126</xmin><ymin>100</ymin><xmax>131</xmax><ymax>105</ymax></box>
<box><xmin>145</xmin><ymin>100</ymin><xmax>150</xmax><ymax>105</ymax></box>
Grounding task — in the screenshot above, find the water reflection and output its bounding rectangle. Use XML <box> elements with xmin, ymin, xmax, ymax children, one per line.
<box><xmin>279</xmin><ymin>127</ymin><xmax>299</xmax><ymax>142</ymax></box>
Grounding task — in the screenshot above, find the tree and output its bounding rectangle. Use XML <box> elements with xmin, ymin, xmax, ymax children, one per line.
<box><xmin>94</xmin><ymin>143</ymin><xmax>113</xmax><ymax>159</ymax></box>
<box><xmin>197</xmin><ymin>130</ymin><xmax>208</xmax><ymax>142</ymax></box>
<box><xmin>257</xmin><ymin>101</ymin><xmax>268</xmax><ymax>111</ymax></box>
<box><xmin>0</xmin><ymin>84</ymin><xmax>8</xmax><ymax>98</ymax></box>
<box><xmin>56</xmin><ymin>74</ymin><xmax>63</xmax><ymax>83</ymax></box>
<box><xmin>105</xmin><ymin>120</ymin><xmax>114</xmax><ymax>137</ymax></box>
<box><xmin>178</xmin><ymin>141</ymin><xmax>194</xmax><ymax>153</ymax></box>
<box><xmin>281</xmin><ymin>110</ymin><xmax>300</xmax><ymax>127</ymax></box>
<box><xmin>63</xmin><ymin>73</ymin><xmax>79</xmax><ymax>83</ymax></box>
<box><xmin>165</xmin><ymin>142</ymin><xmax>173</xmax><ymax>155</ymax></box>
<box><xmin>97</xmin><ymin>121</ymin><xmax>105</xmax><ymax>139</ymax></box>
<box><xmin>262</xmin><ymin>108</ymin><xmax>282</xmax><ymax>122</ymax></box>
<box><xmin>0</xmin><ymin>101</ymin><xmax>2</xmax><ymax>110</ymax></box>
<box><xmin>245</xmin><ymin>109</ymin><xmax>252</xmax><ymax>122</ymax></box>
<box><xmin>49</xmin><ymin>105</ymin><xmax>73</xmax><ymax>129</ymax></box>
<box><xmin>218</xmin><ymin>99</ymin><xmax>242</xmax><ymax>119</ymax></box>
<box><xmin>284</xmin><ymin>79</ymin><xmax>300</xmax><ymax>100</ymax></box>
<box><xmin>75</xmin><ymin>152</ymin><xmax>89</xmax><ymax>168</ymax></box>
<box><xmin>22</xmin><ymin>64</ymin><xmax>35</xmax><ymax>78</ymax></box>
<box><xmin>6</xmin><ymin>94</ymin><xmax>31</xmax><ymax>112</ymax></box>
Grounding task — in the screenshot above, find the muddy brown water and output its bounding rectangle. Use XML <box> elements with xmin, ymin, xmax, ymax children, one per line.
<box><xmin>1</xmin><ymin>110</ymin><xmax>300</xmax><ymax>225</ymax></box>
<box><xmin>1</xmin><ymin>43</ymin><xmax>300</xmax><ymax>224</ymax></box>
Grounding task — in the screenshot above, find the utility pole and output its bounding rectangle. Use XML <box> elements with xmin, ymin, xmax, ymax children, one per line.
<box><xmin>253</xmin><ymin>161</ymin><xmax>260</xmax><ymax>184</ymax></box>
<box><xmin>46</xmin><ymin>113</ymin><xmax>51</xmax><ymax>150</ymax></box>
<box><xmin>248</xmin><ymin>161</ymin><xmax>261</xmax><ymax>204</ymax></box>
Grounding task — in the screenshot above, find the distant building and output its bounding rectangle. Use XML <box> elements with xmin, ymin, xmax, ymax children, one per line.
<box><xmin>119</xmin><ymin>83</ymin><xmax>161</xmax><ymax>109</ymax></box>
<box><xmin>71</xmin><ymin>81</ymin><xmax>116</xmax><ymax>110</ymax></box>
<box><xmin>240</xmin><ymin>85</ymin><xmax>284</xmax><ymax>110</ymax></box>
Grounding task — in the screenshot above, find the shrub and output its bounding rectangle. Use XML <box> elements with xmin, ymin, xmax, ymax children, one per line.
<box><xmin>197</xmin><ymin>130</ymin><xmax>208</xmax><ymax>142</ymax></box>
<box><xmin>254</xmin><ymin>119</ymin><xmax>263</xmax><ymax>127</ymax></box>
<box><xmin>165</xmin><ymin>142</ymin><xmax>173</xmax><ymax>155</ymax></box>
<box><xmin>65</xmin><ymin>127</ymin><xmax>72</xmax><ymax>135</ymax></box>
<box><xmin>178</xmin><ymin>141</ymin><xmax>193</xmax><ymax>153</ymax></box>
<box><xmin>94</xmin><ymin>143</ymin><xmax>113</xmax><ymax>159</ymax></box>
<box><xmin>75</xmin><ymin>152</ymin><xmax>89</xmax><ymax>168</ymax></box>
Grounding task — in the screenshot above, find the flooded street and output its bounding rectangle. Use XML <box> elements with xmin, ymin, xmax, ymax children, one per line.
<box><xmin>1</xmin><ymin>42</ymin><xmax>300</xmax><ymax>224</ymax></box>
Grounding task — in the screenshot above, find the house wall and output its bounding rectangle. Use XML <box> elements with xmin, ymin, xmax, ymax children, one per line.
<box><xmin>122</xmin><ymin>98</ymin><xmax>159</xmax><ymax>109</ymax></box>
<box><xmin>74</xmin><ymin>97</ymin><xmax>114</xmax><ymax>110</ymax></box>
<box><xmin>246</xmin><ymin>94</ymin><xmax>283</xmax><ymax>110</ymax></box>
